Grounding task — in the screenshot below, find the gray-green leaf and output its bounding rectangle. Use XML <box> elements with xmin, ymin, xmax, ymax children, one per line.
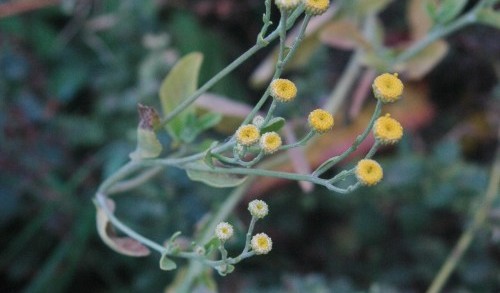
<box><xmin>159</xmin><ymin>254</ymin><xmax>177</xmax><ymax>271</ymax></box>
<box><xmin>160</xmin><ymin>53</ymin><xmax>203</xmax><ymax>141</ymax></box>
<box><xmin>186</xmin><ymin>162</ymin><xmax>247</xmax><ymax>188</ymax></box>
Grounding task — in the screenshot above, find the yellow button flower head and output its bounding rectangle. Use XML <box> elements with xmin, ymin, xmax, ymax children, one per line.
<box><xmin>373</xmin><ymin>114</ymin><xmax>403</xmax><ymax>144</ymax></box>
<box><xmin>270</xmin><ymin>79</ymin><xmax>297</xmax><ymax>102</ymax></box>
<box><xmin>308</xmin><ymin>109</ymin><xmax>334</xmax><ymax>133</ymax></box>
<box><xmin>355</xmin><ymin>159</ymin><xmax>383</xmax><ymax>186</ymax></box>
<box><xmin>215</xmin><ymin>222</ymin><xmax>234</xmax><ymax>241</ymax></box>
<box><xmin>372</xmin><ymin>73</ymin><xmax>404</xmax><ymax>103</ymax></box>
<box><xmin>248</xmin><ymin>199</ymin><xmax>269</xmax><ymax>219</ymax></box>
<box><xmin>251</xmin><ymin>233</ymin><xmax>273</xmax><ymax>255</ymax></box>
<box><xmin>275</xmin><ymin>0</ymin><xmax>300</xmax><ymax>12</ymax></box>
<box><xmin>260</xmin><ymin>132</ymin><xmax>282</xmax><ymax>154</ymax></box>
<box><xmin>236</xmin><ymin>124</ymin><xmax>260</xmax><ymax>146</ymax></box>
<box><xmin>303</xmin><ymin>0</ymin><xmax>330</xmax><ymax>16</ymax></box>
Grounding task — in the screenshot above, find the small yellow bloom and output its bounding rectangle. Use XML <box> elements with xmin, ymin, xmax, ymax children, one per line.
<box><xmin>275</xmin><ymin>0</ymin><xmax>300</xmax><ymax>11</ymax></box>
<box><xmin>270</xmin><ymin>79</ymin><xmax>297</xmax><ymax>102</ymax></box>
<box><xmin>236</xmin><ymin>124</ymin><xmax>260</xmax><ymax>146</ymax></box>
<box><xmin>372</xmin><ymin>73</ymin><xmax>404</xmax><ymax>103</ymax></box>
<box><xmin>215</xmin><ymin>222</ymin><xmax>234</xmax><ymax>241</ymax></box>
<box><xmin>303</xmin><ymin>0</ymin><xmax>330</xmax><ymax>16</ymax></box>
<box><xmin>355</xmin><ymin>159</ymin><xmax>383</xmax><ymax>186</ymax></box>
<box><xmin>248</xmin><ymin>199</ymin><xmax>269</xmax><ymax>219</ymax></box>
<box><xmin>251</xmin><ymin>233</ymin><xmax>273</xmax><ymax>255</ymax></box>
<box><xmin>373</xmin><ymin>114</ymin><xmax>403</xmax><ymax>144</ymax></box>
<box><xmin>308</xmin><ymin>109</ymin><xmax>334</xmax><ymax>133</ymax></box>
<box><xmin>260</xmin><ymin>132</ymin><xmax>282</xmax><ymax>154</ymax></box>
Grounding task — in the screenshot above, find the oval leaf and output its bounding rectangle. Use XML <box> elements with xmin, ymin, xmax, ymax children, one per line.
<box><xmin>159</xmin><ymin>254</ymin><xmax>177</xmax><ymax>271</ymax></box>
<box><xmin>129</xmin><ymin>128</ymin><xmax>163</xmax><ymax>160</ymax></box>
<box><xmin>96</xmin><ymin>199</ymin><xmax>151</xmax><ymax>257</ymax></box>
<box><xmin>160</xmin><ymin>53</ymin><xmax>203</xmax><ymax>141</ymax></box>
<box><xmin>261</xmin><ymin>117</ymin><xmax>286</xmax><ymax>133</ymax></box>
<box><xmin>186</xmin><ymin>162</ymin><xmax>247</xmax><ymax>188</ymax></box>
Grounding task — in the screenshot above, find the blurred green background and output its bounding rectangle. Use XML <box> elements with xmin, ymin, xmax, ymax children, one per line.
<box><xmin>0</xmin><ymin>0</ymin><xmax>499</xmax><ymax>292</ymax></box>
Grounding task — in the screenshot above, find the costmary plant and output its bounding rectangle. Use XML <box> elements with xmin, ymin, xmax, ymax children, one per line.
<box><xmin>93</xmin><ymin>0</ymin><xmax>500</xmax><ymax>288</ymax></box>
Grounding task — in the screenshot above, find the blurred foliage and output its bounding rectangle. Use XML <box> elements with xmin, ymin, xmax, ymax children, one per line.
<box><xmin>0</xmin><ymin>0</ymin><xmax>498</xmax><ymax>292</ymax></box>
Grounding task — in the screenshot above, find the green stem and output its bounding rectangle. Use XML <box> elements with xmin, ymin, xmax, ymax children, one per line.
<box><xmin>244</xmin><ymin>216</ymin><xmax>258</xmax><ymax>253</ymax></box>
<box><xmin>161</xmin><ymin>7</ymin><xmax>305</xmax><ymax>129</ymax></box>
<box><xmin>426</xmin><ymin>137</ymin><xmax>500</xmax><ymax>293</ymax></box>
<box><xmin>181</xmin><ymin>163</ymin><xmax>350</xmax><ymax>193</ymax></box>
<box><xmin>313</xmin><ymin>100</ymin><xmax>383</xmax><ymax>177</ymax></box>
<box><xmin>96</xmin><ymin>193</ymin><xmax>166</xmax><ymax>254</ymax></box>
<box><xmin>108</xmin><ymin>167</ymin><xmax>163</xmax><ymax>195</ymax></box>
<box><xmin>280</xmin><ymin>131</ymin><xmax>315</xmax><ymax>151</ymax></box>
<box><xmin>393</xmin><ymin>6</ymin><xmax>479</xmax><ymax>66</ymax></box>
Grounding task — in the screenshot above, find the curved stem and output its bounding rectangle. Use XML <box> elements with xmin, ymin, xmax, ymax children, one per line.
<box><xmin>96</xmin><ymin>193</ymin><xmax>166</xmax><ymax>254</ymax></box>
<box><xmin>313</xmin><ymin>100</ymin><xmax>383</xmax><ymax>177</ymax></box>
<box><xmin>426</xmin><ymin>135</ymin><xmax>500</xmax><ymax>293</ymax></box>
<box><xmin>280</xmin><ymin>131</ymin><xmax>315</xmax><ymax>151</ymax></box>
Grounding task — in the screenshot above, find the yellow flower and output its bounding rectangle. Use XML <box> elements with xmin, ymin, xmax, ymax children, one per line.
<box><xmin>308</xmin><ymin>109</ymin><xmax>334</xmax><ymax>133</ymax></box>
<box><xmin>248</xmin><ymin>200</ymin><xmax>269</xmax><ymax>219</ymax></box>
<box><xmin>251</xmin><ymin>233</ymin><xmax>273</xmax><ymax>255</ymax></box>
<box><xmin>303</xmin><ymin>0</ymin><xmax>330</xmax><ymax>16</ymax></box>
<box><xmin>372</xmin><ymin>73</ymin><xmax>404</xmax><ymax>103</ymax></box>
<box><xmin>275</xmin><ymin>0</ymin><xmax>300</xmax><ymax>11</ymax></box>
<box><xmin>373</xmin><ymin>114</ymin><xmax>403</xmax><ymax>144</ymax></box>
<box><xmin>215</xmin><ymin>222</ymin><xmax>234</xmax><ymax>241</ymax></box>
<box><xmin>270</xmin><ymin>79</ymin><xmax>297</xmax><ymax>102</ymax></box>
<box><xmin>260</xmin><ymin>132</ymin><xmax>282</xmax><ymax>154</ymax></box>
<box><xmin>355</xmin><ymin>159</ymin><xmax>383</xmax><ymax>186</ymax></box>
<box><xmin>236</xmin><ymin>124</ymin><xmax>260</xmax><ymax>146</ymax></box>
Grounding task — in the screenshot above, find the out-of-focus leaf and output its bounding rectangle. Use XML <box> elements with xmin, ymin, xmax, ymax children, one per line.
<box><xmin>159</xmin><ymin>254</ymin><xmax>177</xmax><ymax>271</ymax></box>
<box><xmin>477</xmin><ymin>8</ymin><xmax>500</xmax><ymax>29</ymax></box>
<box><xmin>435</xmin><ymin>0</ymin><xmax>467</xmax><ymax>25</ymax></box>
<box><xmin>160</xmin><ymin>52</ymin><xmax>203</xmax><ymax>141</ymax></box>
<box><xmin>195</xmin><ymin>93</ymin><xmax>255</xmax><ymax>134</ymax></box>
<box><xmin>261</xmin><ymin>117</ymin><xmax>286</xmax><ymax>133</ymax></box>
<box><xmin>95</xmin><ymin>199</ymin><xmax>151</xmax><ymax>257</ymax></box>
<box><xmin>395</xmin><ymin>41</ymin><xmax>448</xmax><ymax>79</ymax></box>
<box><xmin>186</xmin><ymin>162</ymin><xmax>247</xmax><ymax>188</ymax></box>
<box><xmin>319</xmin><ymin>20</ymin><xmax>371</xmax><ymax>50</ymax></box>
<box><xmin>353</xmin><ymin>0</ymin><xmax>393</xmax><ymax>16</ymax></box>
<box><xmin>408</xmin><ymin>0</ymin><xmax>434</xmax><ymax>39</ymax></box>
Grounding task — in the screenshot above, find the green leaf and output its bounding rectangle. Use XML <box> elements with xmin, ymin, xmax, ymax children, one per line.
<box><xmin>203</xmin><ymin>142</ymin><xmax>219</xmax><ymax>168</ymax></box>
<box><xmin>160</xmin><ymin>52</ymin><xmax>203</xmax><ymax>141</ymax></box>
<box><xmin>129</xmin><ymin>128</ymin><xmax>163</xmax><ymax>160</ymax></box>
<box><xmin>435</xmin><ymin>0</ymin><xmax>467</xmax><ymax>24</ymax></box>
<box><xmin>95</xmin><ymin>199</ymin><xmax>151</xmax><ymax>257</ymax></box>
<box><xmin>203</xmin><ymin>237</ymin><xmax>221</xmax><ymax>254</ymax></box>
<box><xmin>198</xmin><ymin>112</ymin><xmax>222</xmax><ymax>131</ymax></box>
<box><xmin>159</xmin><ymin>253</ymin><xmax>177</xmax><ymax>271</ymax></box>
<box><xmin>129</xmin><ymin>104</ymin><xmax>163</xmax><ymax>160</ymax></box>
<box><xmin>186</xmin><ymin>162</ymin><xmax>247</xmax><ymax>188</ymax></box>
<box><xmin>477</xmin><ymin>8</ymin><xmax>500</xmax><ymax>29</ymax></box>
<box><xmin>425</xmin><ymin>0</ymin><xmax>438</xmax><ymax>21</ymax></box>
<box><xmin>261</xmin><ymin>117</ymin><xmax>285</xmax><ymax>133</ymax></box>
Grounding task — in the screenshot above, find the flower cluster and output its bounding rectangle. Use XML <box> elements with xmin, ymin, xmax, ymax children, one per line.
<box><xmin>352</xmin><ymin>73</ymin><xmax>405</xmax><ymax>187</ymax></box>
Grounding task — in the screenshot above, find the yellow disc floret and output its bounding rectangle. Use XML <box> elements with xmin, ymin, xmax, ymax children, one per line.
<box><xmin>308</xmin><ymin>109</ymin><xmax>334</xmax><ymax>133</ymax></box>
<box><xmin>275</xmin><ymin>0</ymin><xmax>300</xmax><ymax>11</ymax></box>
<box><xmin>215</xmin><ymin>222</ymin><xmax>234</xmax><ymax>241</ymax></box>
<box><xmin>236</xmin><ymin>124</ymin><xmax>260</xmax><ymax>146</ymax></box>
<box><xmin>260</xmin><ymin>132</ymin><xmax>282</xmax><ymax>154</ymax></box>
<box><xmin>248</xmin><ymin>199</ymin><xmax>269</xmax><ymax>219</ymax></box>
<box><xmin>270</xmin><ymin>79</ymin><xmax>297</xmax><ymax>102</ymax></box>
<box><xmin>372</xmin><ymin>73</ymin><xmax>404</xmax><ymax>103</ymax></box>
<box><xmin>303</xmin><ymin>0</ymin><xmax>330</xmax><ymax>16</ymax></box>
<box><xmin>373</xmin><ymin>114</ymin><xmax>403</xmax><ymax>144</ymax></box>
<box><xmin>251</xmin><ymin>233</ymin><xmax>273</xmax><ymax>255</ymax></box>
<box><xmin>355</xmin><ymin>159</ymin><xmax>383</xmax><ymax>186</ymax></box>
